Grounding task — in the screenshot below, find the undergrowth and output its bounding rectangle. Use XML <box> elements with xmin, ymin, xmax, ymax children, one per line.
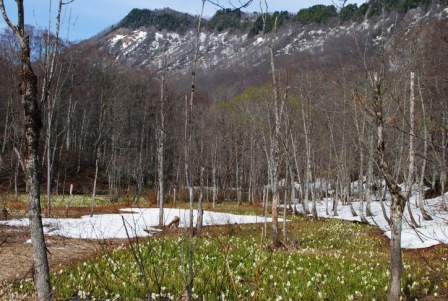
<box><xmin>8</xmin><ymin>214</ymin><xmax>445</xmax><ymax>301</ymax></box>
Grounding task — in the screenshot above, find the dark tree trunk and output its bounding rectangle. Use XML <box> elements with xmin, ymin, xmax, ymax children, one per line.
<box><xmin>0</xmin><ymin>2</ymin><xmax>53</xmax><ymax>299</ymax></box>
<box><xmin>22</xmin><ymin>35</ymin><xmax>53</xmax><ymax>301</ymax></box>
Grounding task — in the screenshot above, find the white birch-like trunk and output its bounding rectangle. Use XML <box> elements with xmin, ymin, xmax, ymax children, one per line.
<box><xmin>264</xmin><ymin>8</ymin><xmax>286</xmax><ymax>246</ymax></box>
<box><xmin>212</xmin><ymin>166</ymin><xmax>217</xmax><ymax>209</ymax></box>
<box><xmin>405</xmin><ymin>72</ymin><xmax>419</xmax><ymax>227</ymax></box>
<box><xmin>187</xmin><ymin>2</ymin><xmax>205</xmax><ymax>299</ymax></box>
<box><xmin>302</xmin><ymin>101</ymin><xmax>311</xmax><ymax>216</ymax></box>
<box><xmin>90</xmin><ymin>152</ymin><xmax>99</xmax><ymax>217</ymax></box>
<box><xmin>366</xmin><ymin>133</ymin><xmax>374</xmax><ymax>217</ymax></box>
<box><xmin>417</xmin><ymin>78</ymin><xmax>432</xmax><ymax>220</ymax></box>
<box><xmin>158</xmin><ymin>60</ymin><xmax>166</xmax><ymax>227</ymax></box>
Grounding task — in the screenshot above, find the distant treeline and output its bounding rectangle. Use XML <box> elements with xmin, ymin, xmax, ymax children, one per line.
<box><xmin>119</xmin><ymin>0</ymin><xmax>446</xmax><ymax>35</ymax></box>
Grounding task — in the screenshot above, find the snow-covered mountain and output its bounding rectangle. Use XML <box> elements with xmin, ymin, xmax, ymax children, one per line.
<box><xmin>89</xmin><ymin>4</ymin><xmax>448</xmax><ymax>85</ymax></box>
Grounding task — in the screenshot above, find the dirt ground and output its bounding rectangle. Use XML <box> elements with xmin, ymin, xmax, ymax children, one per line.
<box><xmin>0</xmin><ymin>225</ymin><xmax>108</xmax><ymax>283</ymax></box>
<box><xmin>0</xmin><ymin>205</ymin><xmax>129</xmax><ymax>287</ymax></box>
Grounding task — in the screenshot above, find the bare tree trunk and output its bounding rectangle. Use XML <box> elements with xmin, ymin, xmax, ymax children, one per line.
<box><xmin>379</xmin><ymin>179</ymin><xmax>391</xmax><ymax>225</ymax></box>
<box><xmin>325</xmin><ymin>176</ymin><xmax>330</xmax><ymax>216</ymax></box>
<box><xmin>263</xmin><ymin>5</ymin><xmax>287</xmax><ymax>246</ymax></box>
<box><xmin>212</xmin><ymin>166</ymin><xmax>217</xmax><ymax>209</ymax></box>
<box><xmin>197</xmin><ymin>167</ymin><xmax>204</xmax><ymax>235</ymax></box>
<box><xmin>359</xmin><ymin>150</ymin><xmax>368</xmax><ymax>223</ymax></box>
<box><xmin>352</xmin><ymin>103</ymin><xmax>366</xmax><ymax>220</ymax></box>
<box><xmin>405</xmin><ymin>72</ymin><xmax>419</xmax><ymax>227</ymax></box>
<box><xmin>288</xmin><ymin>163</ymin><xmax>297</xmax><ymax>215</ymax></box>
<box><xmin>235</xmin><ymin>146</ymin><xmax>241</xmax><ymax>206</ymax></box>
<box><xmin>212</xmin><ymin>138</ymin><xmax>218</xmax><ymax>209</ymax></box>
<box><xmin>268</xmin><ymin>36</ymin><xmax>280</xmax><ymax>245</ymax></box>
<box><xmin>42</xmin><ymin>0</ymin><xmax>66</xmax><ymax>217</ymax></box>
<box><xmin>65</xmin><ymin>184</ymin><xmax>73</xmax><ymax>217</ymax></box>
<box><xmin>372</xmin><ymin>72</ymin><xmax>406</xmax><ymax>301</ymax></box>
<box><xmin>0</xmin><ymin>1</ymin><xmax>52</xmax><ymax>299</ymax></box>
<box><xmin>441</xmin><ymin>115</ymin><xmax>447</xmax><ymax>210</ymax></box>
<box><xmin>302</xmin><ymin>100</ymin><xmax>312</xmax><ymax>217</ymax></box>
<box><xmin>248</xmin><ymin>138</ymin><xmax>256</xmax><ymax>205</ymax></box>
<box><xmin>157</xmin><ymin>59</ymin><xmax>167</xmax><ymax>227</ymax></box>
<box><xmin>417</xmin><ymin>78</ymin><xmax>432</xmax><ymax>220</ymax></box>
<box><xmin>187</xmin><ymin>2</ymin><xmax>205</xmax><ymax>299</ymax></box>
<box><xmin>90</xmin><ymin>151</ymin><xmax>99</xmax><ymax>217</ymax></box>
<box><xmin>290</xmin><ymin>132</ymin><xmax>303</xmax><ymax>215</ymax></box>
<box><xmin>333</xmin><ymin>177</ymin><xmax>340</xmax><ymax>216</ymax></box>
<box><xmin>283</xmin><ymin>167</ymin><xmax>288</xmax><ymax>242</ymax></box>
<box><xmin>389</xmin><ymin>194</ymin><xmax>405</xmax><ymax>301</ymax></box>
<box><xmin>366</xmin><ymin>133</ymin><xmax>374</xmax><ymax>217</ymax></box>
<box><xmin>0</xmin><ymin>96</ymin><xmax>12</xmax><ymax>177</ymax></box>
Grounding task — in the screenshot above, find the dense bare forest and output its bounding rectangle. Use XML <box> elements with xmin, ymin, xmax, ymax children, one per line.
<box><xmin>0</xmin><ymin>0</ymin><xmax>448</xmax><ymax>300</ymax></box>
<box><xmin>1</xmin><ymin>2</ymin><xmax>447</xmax><ymax>207</ymax></box>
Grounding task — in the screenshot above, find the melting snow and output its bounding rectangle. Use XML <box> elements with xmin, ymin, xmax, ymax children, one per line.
<box><xmin>0</xmin><ymin>209</ymin><xmax>277</xmax><ymax>240</ymax></box>
<box><xmin>2</xmin><ymin>191</ymin><xmax>447</xmax><ymax>249</ymax></box>
<box><xmin>293</xmin><ymin>193</ymin><xmax>448</xmax><ymax>249</ymax></box>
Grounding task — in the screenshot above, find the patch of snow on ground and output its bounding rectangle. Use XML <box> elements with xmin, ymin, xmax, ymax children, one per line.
<box><xmin>2</xmin><ymin>194</ymin><xmax>446</xmax><ymax>249</ymax></box>
<box><xmin>309</xmin><ymin>30</ymin><xmax>325</xmax><ymax>35</ymax></box>
<box><xmin>0</xmin><ymin>209</ymin><xmax>277</xmax><ymax>240</ymax></box>
<box><xmin>134</xmin><ymin>30</ymin><xmax>147</xmax><ymax>40</ymax></box>
<box><xmin>294</xmin><ymin>193</ymin><xmax>448</xmax><ymax>249</ymax></box>
<box><xmin>155</xmin><ymin>32</ymin><xmax>163</xmax><ymax>41</ymax></box>
<box><xmin>167</xmin><ymin>32</ymin><xmax>180</xmax><ymax>40</ymax></box>
<box><xmin>253</xmin><ymin>37</ymin><xmax>264</xmax><ymax>45</ymax></box>
<box><xmin>361</xmin><ymin>20</ymin><xmax>370</xmax><ymax>30</ymax></box>
<box><xmin>110</xmin><ymin>34</ymin><xmax>124</xmax><ymax>45</ymax></box>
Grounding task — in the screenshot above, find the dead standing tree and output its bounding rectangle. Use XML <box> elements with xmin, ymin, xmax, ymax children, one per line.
<box><xmin>0</xmin><ymin>1</ymin><xmax>52</xmax><ymax>300</ymax></box>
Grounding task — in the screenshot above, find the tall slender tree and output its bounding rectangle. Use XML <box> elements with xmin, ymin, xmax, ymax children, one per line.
<box><xmin>0</xmin><ymin>1</ymin><xmax>52</xmax><ymax>299</ymax></box>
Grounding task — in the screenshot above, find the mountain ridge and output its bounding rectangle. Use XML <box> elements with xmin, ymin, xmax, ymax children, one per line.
<box><xmin>86</xmin><ymin>1</ymin><xmax>448</xmax><ymax>97</ymax></box>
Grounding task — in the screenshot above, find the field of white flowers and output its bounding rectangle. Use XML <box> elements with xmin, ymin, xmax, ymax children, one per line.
<box><xmin>1</xmin><ymin>192</ymin><xmax>447</xmax><ymax>300</ymax></box>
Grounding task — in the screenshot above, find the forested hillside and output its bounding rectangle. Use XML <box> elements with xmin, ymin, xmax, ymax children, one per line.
<box><xmin>0</xmin><ymin>0</ymin><xmax>447</xmax><ymax>206</ymax></box>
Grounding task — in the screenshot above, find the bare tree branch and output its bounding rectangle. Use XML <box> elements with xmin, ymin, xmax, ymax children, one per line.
<box><xmin>206</xmin><ymin>0</ymin><xmax>254</xmax><ymax>10</ymax></box>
